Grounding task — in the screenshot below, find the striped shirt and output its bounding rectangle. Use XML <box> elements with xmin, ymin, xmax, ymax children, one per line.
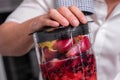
<box><xmin>55</xmin><ymin>0</ymin><xmax>94</xmax><ymax>15</ymax></box>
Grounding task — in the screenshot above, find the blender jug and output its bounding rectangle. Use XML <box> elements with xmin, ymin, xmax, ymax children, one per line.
<box><xmin>33</xmin><ymin>23</ymin><xmax>97</xmax><ymax>80</ymax></box>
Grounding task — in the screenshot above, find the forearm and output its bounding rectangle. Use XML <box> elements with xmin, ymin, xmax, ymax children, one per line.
<box><xmin>0</xmin><ymin>17</ymin><xmax>38</xmax><ymax>56</ymax></box>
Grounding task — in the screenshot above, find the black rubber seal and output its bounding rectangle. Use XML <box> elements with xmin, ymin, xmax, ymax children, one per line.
<box><xmin>36</xmin><ymin>24</ymin><xmax>89</xmax><ymax>43</ymax></box>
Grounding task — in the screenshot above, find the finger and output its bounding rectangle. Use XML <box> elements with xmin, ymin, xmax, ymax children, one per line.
<box><xmin>29</xmin><ymin>15</ymin><xmax>59</xmax><ymax>33</ymax></box>
<box><xmin>41</xmin><ymin>14</ymin><xmax>60</xmax><ymax>27</ymax></box>
<box><xmin>69</xmin><ymin>5</ymin><xmax>87</xmax><ymax>24</ymax></box>
<box><xmin>43</xmin><ymin>19</ymin><xmax>60</xmax><ymax>27</ymax></box>
<box><xmin>49</xmin><ymin>8</ymin><xmax>69</xmax><ymax>27</ymax></box>
<box><xmin>58</xmin><ymin>6</ymin><xmax>79</xmax><ymax>27</ymax></box>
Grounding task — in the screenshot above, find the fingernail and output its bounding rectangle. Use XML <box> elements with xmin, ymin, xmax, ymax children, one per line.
<box><xmin>62</xmin><ymin>20</ymin><xmax>69</xmax><ymax>26</ymax></box>
<box><xmin>72</xmin><ymin>19</ymin><xmax>79</xmax><ymax>27</ymax></box>
<box><xmin>82</xmin><ymin>17</ymin><xmax>87</xmax><ymax>24</ymax></box>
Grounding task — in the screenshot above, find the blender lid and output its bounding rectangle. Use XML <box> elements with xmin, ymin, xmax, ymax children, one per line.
<box><xmin>36</xmin><ymin>24</ymin><xmax>89</xmax><ymax>43</ymax></box>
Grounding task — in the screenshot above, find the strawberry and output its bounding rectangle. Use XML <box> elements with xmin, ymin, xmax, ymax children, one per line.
<box><xmin>43</xmin><ymin>47</ymin><xmax>57</xmax><ymax>61</ymax></box>
<box><xmin>41</xmin><ymin>59</ymin><xmax>65</xmax><ymax>80</ymax></box>
<box><xmin>53</xmin><ymin>38</ymin><xmax>73</xmax><ymax>53</ymax></box>
<box><xmin>47</xmin><ymin>59</ymin><xmax>65</xmax><ymax>71</ymax></box>
<box><xmin>61</xmin><ymin>75</ymin><xmax>72</xmax><ymax>80</ymax></box>
<box><xmin>66</xmin><ymin>36</ymin><xmax>90</xmax><ymax>57</ymax></box>
<box><xmin>80</xmin><ymin>36</ymin><xmax>90</xmax><ymax>52</ymax></box>
<box><xmin>86</xmin><ymin>73</ymin><xmax>97</xmax><ymax>80</ymax></box>
<box><xmin>74</xmin><ymin>71</ymin><xmax>84</xmax><ymax>79</ymax></box>
<box><xmin>66</xmin><ymin>43</ymin><xmax>79</xmax><ymax>57</ymax></box>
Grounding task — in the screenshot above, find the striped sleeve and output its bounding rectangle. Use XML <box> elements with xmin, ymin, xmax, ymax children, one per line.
<box><xmin>54</xmin><ymin>0</ymin><xmax>94</xmax><ymax>15</ymax></box>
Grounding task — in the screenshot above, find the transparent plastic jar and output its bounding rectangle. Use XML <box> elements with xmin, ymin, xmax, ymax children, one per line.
<box><xmin>33</xmin><ymin>24</ymin><xmax>97</xmax><ymax>80</ymax></box>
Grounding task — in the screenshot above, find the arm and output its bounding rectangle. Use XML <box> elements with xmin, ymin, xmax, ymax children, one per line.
<box><xmin>0</xmin><ymin>5</ymin><xmax>87</xmax><ymax>56</ymax></box>
<box><xmin>0</xmin><ymin>21</ymin><xmax>33</xmax><ymax>56</ymax></box>
<box><xmin>0</xmin><ymin>0</ymin><xmax>56</xmax><ymax>56</ymax></box>
<box><xmin>0</xmin><ymin>14</ymin><xmax>59</xmax><ymax>56</ymax></box>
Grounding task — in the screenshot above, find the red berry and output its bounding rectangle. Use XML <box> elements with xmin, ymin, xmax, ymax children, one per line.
<box><xmin>47</xmin><ymin>59</ymin><xmax>65</xmax><ymax>71</ymax></box>
<box><xmin>80</xmin><ymin>36</ymin><xmax>90</xmax><ymax>52</ymax></box>
<box><xmin>66</xmin><ymin>43</ymin><xmax>79</xmax><ymax>57</ymax></box>
<box><xmin>43</xmin><ymin>47</ymin><xmax>57</xmax><ymax>61</ymax></box>
<box><xmin>53</xmin><ymin>38</ymin><xmax>73</xmax><ymax>53</ymax></box>
<box><xmin>66</xmin><ymin>36</ymin><xmax>91</xmax><ymax>57</ymax></box>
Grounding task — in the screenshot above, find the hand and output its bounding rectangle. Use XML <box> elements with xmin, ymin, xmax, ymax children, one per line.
<box><xmin>49</xmin><ymin>5</ymin><xmax>87</xmax><ymax>27</ymax></box>
<box><xmin>29</xmin><ymin>5</ymin><xmax>87</xmax><ymax>34</ymax></box>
